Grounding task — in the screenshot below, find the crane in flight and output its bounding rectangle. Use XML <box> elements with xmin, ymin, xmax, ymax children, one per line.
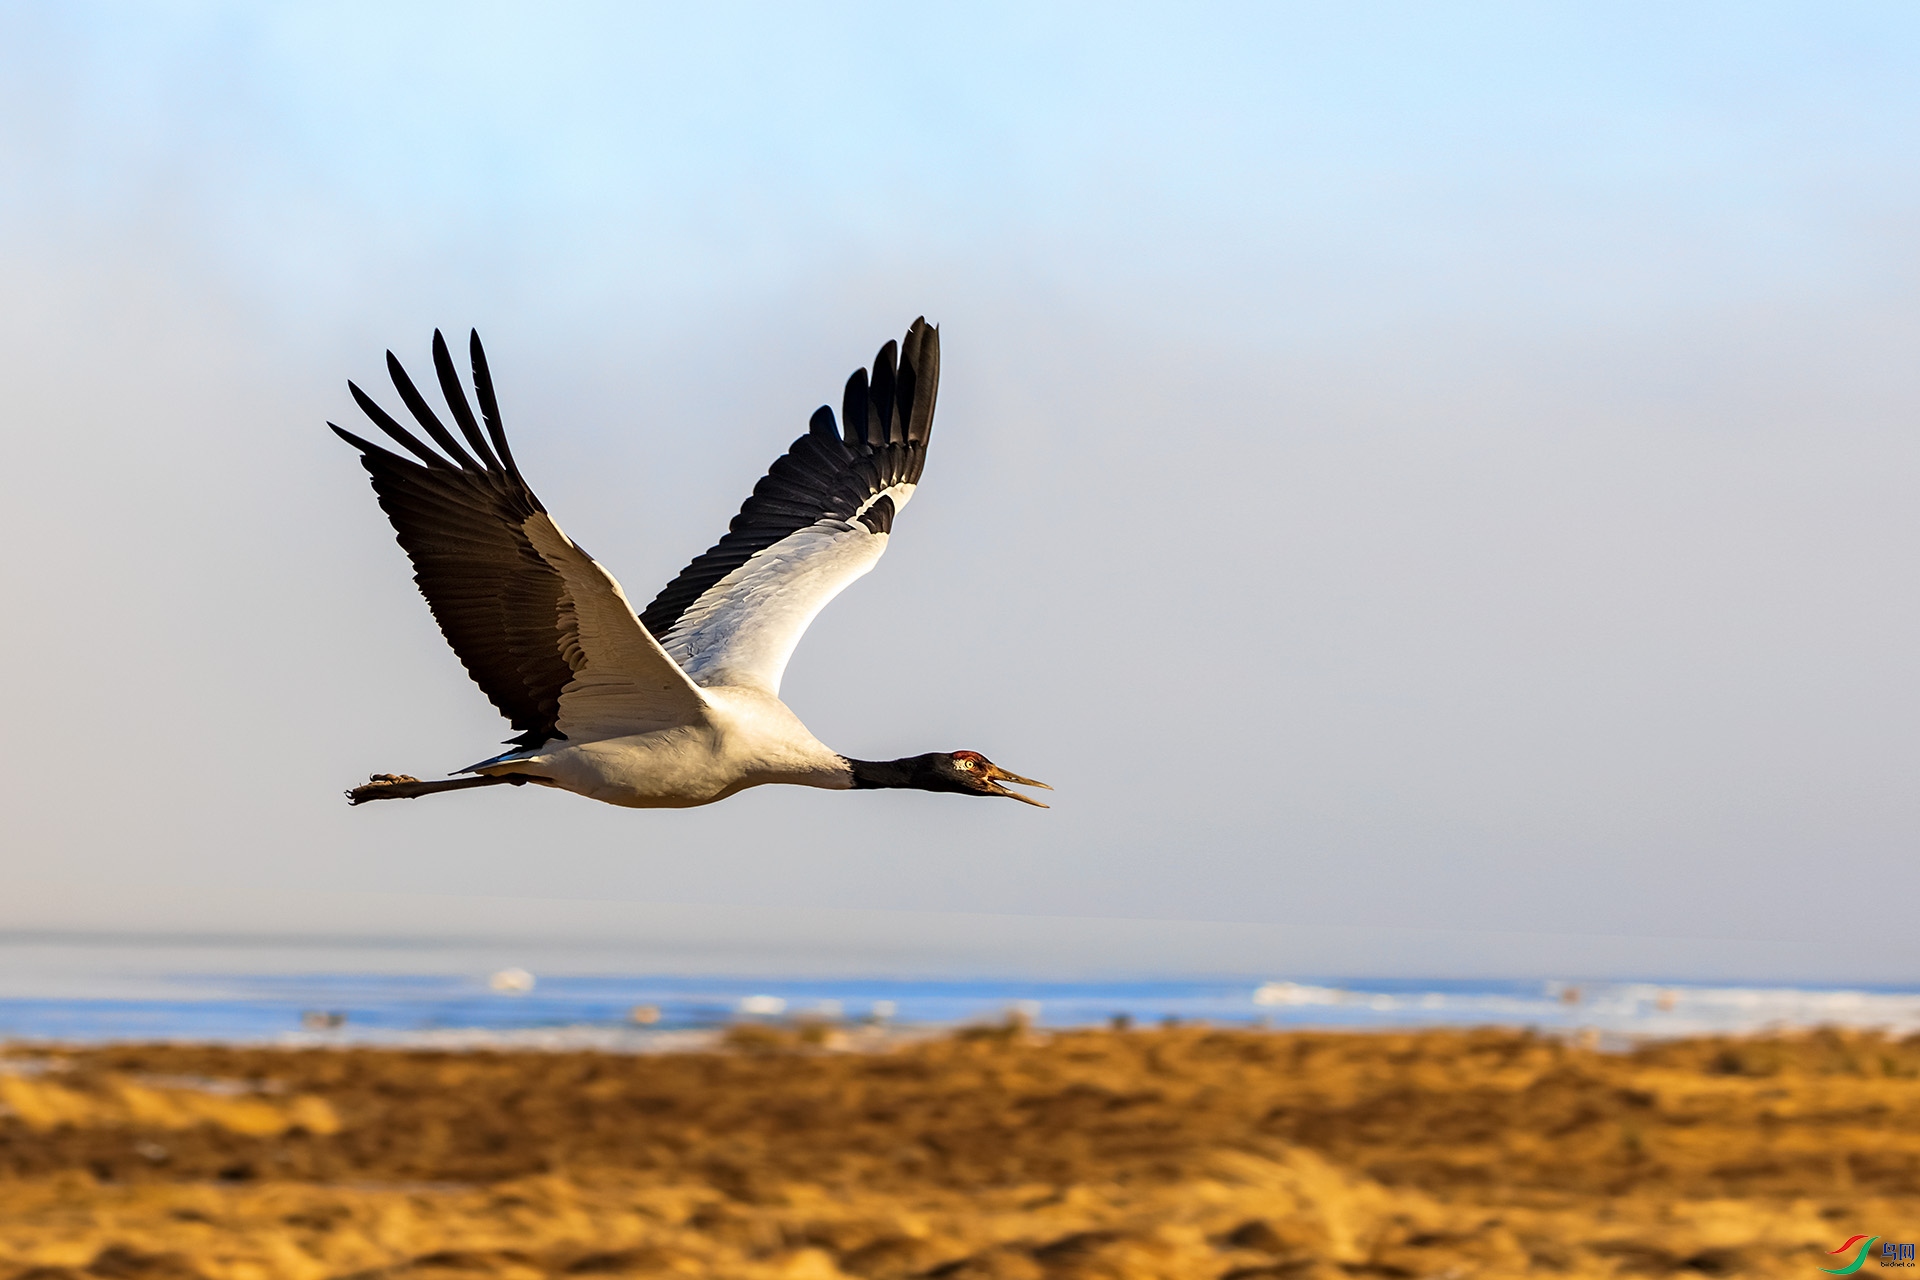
<box><xmin>332</xmin><ymin>320</ymin><xmax>1048</xmax><ymax>810</ymax></box>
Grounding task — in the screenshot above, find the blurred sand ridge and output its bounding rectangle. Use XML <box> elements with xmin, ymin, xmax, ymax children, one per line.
<box><xmin>0</xmin><ymin>1025</ymin><xmax>1914</xmax><ymax>1279</ymax></box>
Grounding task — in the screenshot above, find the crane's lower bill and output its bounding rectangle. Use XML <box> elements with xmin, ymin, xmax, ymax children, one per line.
<box><xmin>983</xmin><ymin>764</ymin><xmax>1052</xmax><ymax>807</ymax></box>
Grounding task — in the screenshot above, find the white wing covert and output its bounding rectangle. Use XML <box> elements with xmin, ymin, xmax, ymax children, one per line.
<box><xmin>638</xmin><ymin>319</ymin><xmax>939</xmax><ymax>696</ymax></box>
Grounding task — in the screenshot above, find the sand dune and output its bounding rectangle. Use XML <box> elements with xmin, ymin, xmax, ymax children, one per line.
<box><xmin>0</xmin><ymin>1026</ymin><xmax>1913</xmax><ymax>1278</ymax></box>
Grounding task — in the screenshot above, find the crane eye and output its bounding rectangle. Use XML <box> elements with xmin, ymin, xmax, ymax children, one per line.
<box><xmin>955</xmin><ymin>757</ymin><xmax>976</xmax><ymax>771</ymax></box>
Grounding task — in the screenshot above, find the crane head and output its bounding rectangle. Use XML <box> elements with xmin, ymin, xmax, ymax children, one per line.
<box><xmin>845</xmin><ymin>751</ymin><xmax>1052</xmax><ymax>805</ymax></box>
<box><xmin>940</xmin><ymin>751</ymin><xmax>1052</xmax><ymax>807</ymax></box>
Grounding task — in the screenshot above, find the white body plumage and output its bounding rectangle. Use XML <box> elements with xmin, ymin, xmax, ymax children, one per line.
<box><xmin>473</xmin><ymin>686</ymin><xmax>852</xmax><ymax>808</ymax></box>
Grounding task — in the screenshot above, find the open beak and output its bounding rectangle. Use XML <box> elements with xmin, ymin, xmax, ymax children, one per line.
<box><xmin>985</xmin><ymin>764</ymin><xmax>1052</xmax><ymax>808</ymax></box>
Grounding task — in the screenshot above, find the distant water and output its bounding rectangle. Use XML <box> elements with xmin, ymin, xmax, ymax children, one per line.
<box><xmin>3</xmin><ymin>971</ymin><xmax>1920</xmax><ymax>1046</ymax></box>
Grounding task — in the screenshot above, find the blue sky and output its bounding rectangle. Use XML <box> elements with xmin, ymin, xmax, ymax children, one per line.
<box><xmin>4</xmin><ymin>3</ymin><xmax>1920</xmax><ymax>979</ymax></box>
<box><xmin>20</xmin><ymin>5</ymin><xmax>1919</xmax><ymax>336</ymax></box>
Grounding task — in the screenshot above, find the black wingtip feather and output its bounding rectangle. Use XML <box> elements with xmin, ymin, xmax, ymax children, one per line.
<box><xmin>349</xmin><ymin>381</ymin><xmax>450</xmax><ymax>469</ymax></box>
<box><xmin>387</xmin><ymin>350</ymin><xmax>484</xmax><ymax>472</ymax></box>
<box><xmin>902</xmin><ymin>318</ymin><xmax>938</xmax><ymax>447</ymax></box>
<box><xmin>469</xmin><ymin>330</ymin><xmax>526</xmax><ymax>496</ymax></box>
<box><xmin>329</xmin><ymin>422</ymin><xmax>394</xmax><ymax>460</ymax></box>
<box><xmin>433</xmin><ymin>329</ymin><xmax>503</xmax><ymax>473</ymax></box>
<box><xmin>841</xmin><ymin>369</ymin><xmax>868</xmax><ymax>450</ymax></box>
<box><xmin>808</xmin><ymin>405</ymin><xmax>839</xmax><ymax>443</ymax></box>
<box><xmin>867</xmin><ymin>340</ymin><xmax>897</xmax><ymax>447</ymax></box>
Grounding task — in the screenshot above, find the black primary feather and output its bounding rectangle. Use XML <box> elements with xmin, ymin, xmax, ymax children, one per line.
<box><xmin>639</xmin><ymin>318</ymin><xmax>939</xmax><ymax>639</ymax></box>
<box><xmin>332</xmin><ymin>330</ymin><xmax>575</xmax><ymax>747</ymax></box>
<box><xmin>432</xmin><ymin>329</ymin><xmax>503</xmax><ymax>471</ymax></box>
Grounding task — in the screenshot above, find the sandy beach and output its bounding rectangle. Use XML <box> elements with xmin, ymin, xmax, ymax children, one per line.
<box><xmin>0</xmin><ymin>1025</ymin><xmax>1913</xmax><ymax>1279</ymax></box>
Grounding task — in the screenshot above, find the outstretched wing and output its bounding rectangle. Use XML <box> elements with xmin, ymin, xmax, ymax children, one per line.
<box><xmin>639</xmin><ymin>319</ymin><xmax>939</xmax><ymax>695</ymax></box>
<box><xmin>333</xmin><ymin>330</ymin><xmax>709</xmax><ymax>747</ymax></box>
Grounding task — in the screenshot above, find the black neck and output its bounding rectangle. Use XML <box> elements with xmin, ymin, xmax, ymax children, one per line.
<box><xmin>844</xmin><ymin>754</ymin><xmax>946</xmax><ymax>791</ymax></box>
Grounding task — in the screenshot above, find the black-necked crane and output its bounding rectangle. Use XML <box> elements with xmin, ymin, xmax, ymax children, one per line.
<box><xmin>332</xmin><ymin>319</ymin><xmax>1049</xmax><ymax>810</ymax></box>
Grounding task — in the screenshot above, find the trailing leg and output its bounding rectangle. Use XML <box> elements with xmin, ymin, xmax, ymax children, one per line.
<box><xmin>345</xmin><ymin>772</ymin><xmax>537</xmax><ymax>805</ymax></box>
